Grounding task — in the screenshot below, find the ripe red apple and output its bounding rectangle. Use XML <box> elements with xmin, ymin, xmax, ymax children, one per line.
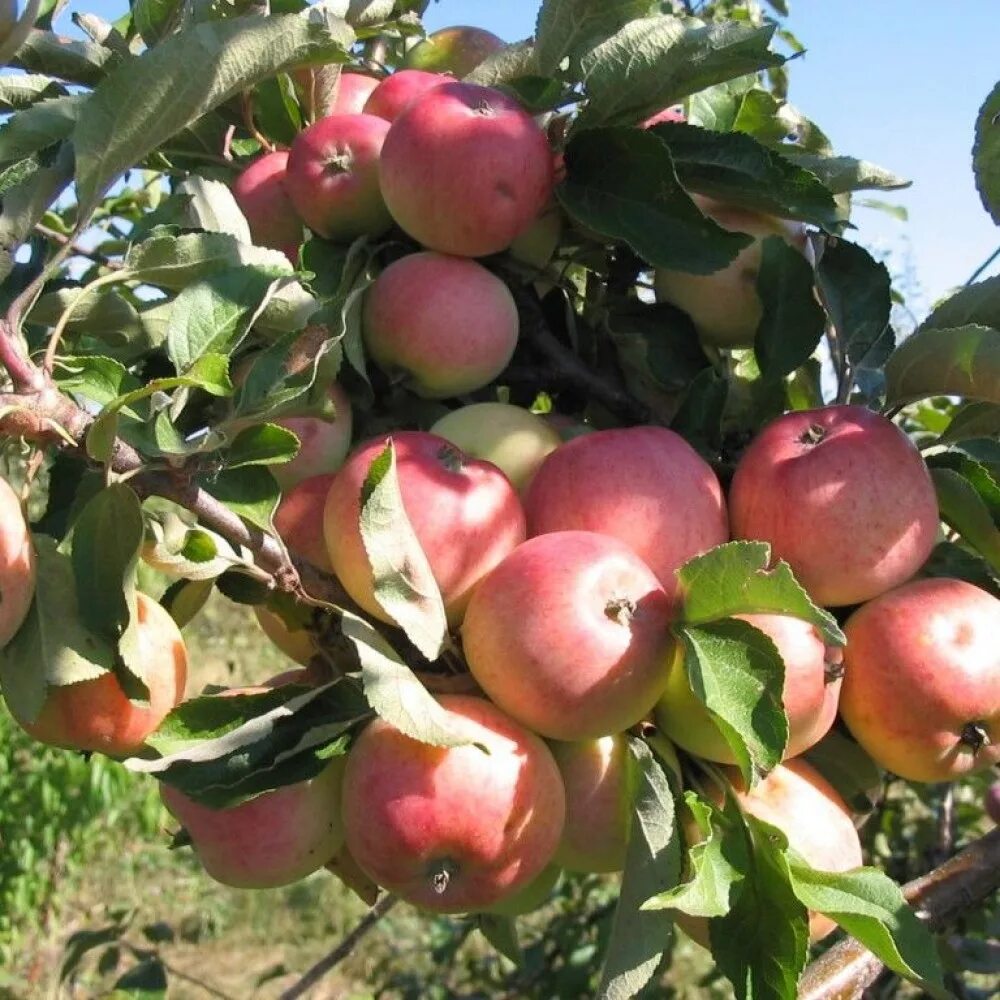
<box><xmin>231</xmin><ymin>151</ymin><xmax>303</xmax><ymax>264</ymax></box>
<box><xmin>285</xmin><ymin>113</ymin><xmax>392</xmax><ymax>242</ymax></box>
<box><xmin>270</xmin><ymin>382</ymin><xmax>353</xmax><ymax>492</ymax></box>
<box><xmin>655</xmin><ymin>613</ymin><xmax>843</xmax><ymax>763</ymax></box>
<box><xmin>363</xmin><ymin>69</ymin><xmax>447</xmax><ymax>123</ymax></box>
<box><xmin>729</xmin><ymin>405</ymin><xmax>939</xmax><ymax>607</ymax></box>
<box><xmin>642</xmin><ymin>105</ymin><xmax>686</xmax><ymax>128</ymax></box>
<box><xmin>379</xmin><ymin>82</ymin><xmax>554</xmax><ymax>257</ymax></box>
<box><xmin>550</xmin><ymin>734</ymin><xmax>633</xmax><ymax>873</ymax></box>
<box><xmin>329</xmin><ymin>71</ymin><xmax>380</xmax><ymax>114</ymax></box>
<box><xmin>480</xmin><ymin>863</ymin><xmax>562</xmax><ymax>916</ymax></box>
<box><xmin>840</xmin><ymin>577</ymin><xmax>1000</xmax><ymax>782</ymax></box>
<box><xmin>654</xmin><ymin>195</ymin><xmax>811</xmax><ymax>348</ymax></box>
<box><xmin>462</xmin><ymin>531</ymin><xmax>674</xmax><ymax>741</ymax></box>
<box><xmin>14</xmin><ymin>594</ymin><xmax>187</xmax><ymax>756</ymax></box>
<box><xmin>341</xmin><ymin>694</ymin><xmax>566</xmax><ymax>913</ymax></box>
<box><xmin>324</xmin><ymin>431</ymin><xmax>525</xmax><ymax>627</ymax></box>
<box><xmin>403</xmin><ymin>25</ymin><xmax>505</xmax><ymax>77</ymax></box>
<box><xmin>429</xmin><ymin>402</ymin><xmax>561</xmax><ymax>493</ymax></box>
<box><xmin>523</xmin><ymin>426</ymin><xmax>728</xmax><ymax>604</ymax></box>
<box><xmin>362</xmin><ymin>252</ymin><xmax>519</xmax><ymax>398</ymax></box>
<box><xmin>273</xmin><ymin>474</ymin><xmax>336</xmax><ymax>573</ymax></box>
<box><xmin>0</xmin><ymin>477</ymin><xmax>35</xmax><ymax>648</ymax></box>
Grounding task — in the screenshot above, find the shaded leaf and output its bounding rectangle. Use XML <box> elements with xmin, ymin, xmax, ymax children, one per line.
<box><xmin>225</xmin><ymin>423</ymin><xmax>300</xmax><ymax>469</ymax></box>
<box><xmin>930</xmin><ymin>467</ymin><xmax>1000</xmax><ymax>573</ymax></box>
<box><xmin>922</xmin><ymin>275</ymin><xmax>1000</xmax><ymax>333</ymax></box>
<box><xmin>780</xmin><ymin>152</ymin><xmax>909</xmax><ymax>194</ymax></box>
<box><xmin>194</xmin><ymin>466</ymin><xmax>279</xmax><ymax>532</ymax></box>
<box><xmin>973</xmin><ymin>78</ymin><xmax>1000</xmax><ymax>225</ymax></box>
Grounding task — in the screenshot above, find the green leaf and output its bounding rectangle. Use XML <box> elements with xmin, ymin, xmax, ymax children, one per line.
<box><xmin>31</xmin><ymin>287</ymin><xmax>146</xmax><ymax>346</ymax></box>
<box><xmin>0</xmin><ymin>536</ymin><xmax>114</xmax><ymax>725</ymax></box>
<box><xmin>597</xmin><ymin>737</ymin><xmax>682</xmax><ymax>1000</ymax></box>
<box><xmin>731</xmin><ymin>89</ymin><xmax>832</xmax><ymax>156</ymax></box>
<box><xmin>815</xmin><ymin>237</ymin><xmax>894</xmax><ymax>367</ymax></box>
<box><xmin>940</xmin><ymin>401</ymin><xmax>1000</xmax><ymax>444</ymax></box>
<box><xmin>72</xmin><ymin>9</ymin><xmax>355</xmax><ymax>213</ymax></box>
<box><xmin>476</xmin><ymin>915</ymin><xmax>522</xmax><ymax>966</ymax></box>
<box><xmin>533</xmin><ymin>0</ymin><xmax>656</xmax><ymax>76</ymax></box>
<box><xmin>142</xmin><ymin>500</ymin><xmax>244</xmax><ymax>581</ymax></box>
<box><xmin>166</xmin><ymin>266</ymin><xmax>283</xmax><ymax>374</ymax></box>
<box><xmin>973</xmin><ymin>79</ymin><xmax>1000</xmax><ymax>225</ymax></box>
<box><xmin>224</xmin><ymin>423</ymin><xmax>301</xmax><ymax>469</ymax></box>
<box><xmin>358</xmin><ymin>442</ymin><xmax>448</xmax><ymax>661</ymax></box>
<box><xmin>779</xmin><ymin>153</ymin><xmax>910</xmax><ymax>195</ymax></box>
<box><xmin>194</xmin><ymin>466</ymin><xmax>279</xmax><ymax>532</ymax></box>
<box><xmin>53</xmin><ymin>355</ymin><xmax>141</xmax><ymax>407</ymax></box>
<box><xmin>463</xmin><ymin>39</ymin><xmax>537</xmax><ymax>87</ymax></box>
<box><xmin>159</xmin><ymin>578</ymin><xmax>214</xmax><ymax>629</ymax></box>
<box><xmin>919</xmin><ymin>540</ymin><xmax>1000</xmax><ymax>598</ymax></box>
<box><xmin>711</xmin><ymin>814</ymin><xmax>808</xmax><ymax>1000</ymax></box>
<box><xmin>676</xmin><ymin>618</ymin><xmax>787</xmax><ymax>782</ymax></box>
<box><xmin>133</xmin><ymin>0</ymin><xmax>183</xmax><ymax>47</ymax></box>
<box><xmin>176</xmin><ymin>175</ymin><xmax>253</xmax><ymax>243</ymax></box>
<box><xmin>884</xmin><ymin>324</ymin><xmax>1000</xmax><ymax>406</ymax></box>
<box><xmin>340</xmin><ymin>612</ymin><xmax>481</xmax><ymax>750</ymax></box>
<box><xmin>922</xmin><ymin>275</ymin><xmax>1000</xmax><ymax>332</ymax></box>
<box><xmin>930</xmin><ymin>467</ymin><xmax>1000</xmax><ymax>573</ymax></box>
<box><xmin>754</xmin><ymin>236</ymin><xmax>827</xmax><ymax>379</ymax></box>
<box><xmin>677</xmin><ymin>541</ymin><xmax>845</xmax><ymax>645</ymax></box>
<box><xmin>0</xmin><ymin>95</ymin><xmax>82</xmax><ymax>164</ymax></box>
<box><xmin>0</xmin><ymin>73</ymin><xmax>67</xmax><ymax>111</ymax></box>
<box><xmin>575</xmin><ymin>16</ymin><xmax>781</xmax><ymax>131</ymax></box>
<box><xmin>652</xmin><ymin>123</ymin><xmax>840</xmax><ymax>230</ymax></box>
<box><xmin>11</xmin><ymin>29</ymin><xmax>112</xmax><ymax>86</ymax></box>
<box><xmin>558</xmin><ymin>126</ymin><xmax>751</xmax><ymax>272</ymax></box>
<box><xmin>787</xmin><ymin>862</ymin><xmax>947</xmax><ymax>997</ymax></box>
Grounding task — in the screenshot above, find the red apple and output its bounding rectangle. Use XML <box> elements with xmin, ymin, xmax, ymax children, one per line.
<box><xmin>363</xmin><ymin>69</ymin><xmax>448</xmax><ymax>123</ymax></box>
<box><xmin>840</xmin><ymin>577</ymin><xmax>1000</xmax><ymax>782</ymax></box>
<box><xmin>273</xmin><ymin>474</ymin><xmax>336</xmax><ymax>572</ymax></box>
<box><xmin>362</xmin><ymin>252</ymin><xmax>519</xmax><ymax>398</ymax></box>
<box><xmin>480</xmin><ymin>864</ymin><xmax>562</xmax><ymax>916</ymax></box>
<box><xmin>642</xmin><ymin>105</ymin><xmax>685</xmax><ymax>128</ymax></box>
<box><xmin>0</xmin><ymin>477</ymin><xmax>35</xmax><ymax>648</ymax></box>
<box><xmin>379</xmin><ymin>82</ymin><xmax>554</xmax><ymax>257</ymax></box>
<box><xmin>729</xmin><ymin>405</ymin><xmax>939</xmax><ymax>607</ymax></box>
<box><xmin>329</xmin><ymin>71</ymin><xmax>381</xmax><ymax>114</ymax></box>
<box><xmin>429</xmin><ymin>402</ymin><xmax>561</xmax><ymax>493</ymax></box>
<box><xmin>462</xmin><ymin>531</ymin><xmax>674</xmax><ymax>741</ymax></box>
<box><xmin>324</xmin><ymin>431</ymin><xmax>525</xmax><ymax>627</ymax></box>
<box><xmin>654</xmin><ymin>195</ymin><xmax>811</xmax><ymax>348</ymax></box>
<box><xmin>270</xmin><ymin>382</ymin><xmax>353</xmax><ymax>491</ymax></box>
<box><xmin>523</xmin><ymin>426</ymin><xmax>728</xmax><ymax>604</ymax></box>
<box><xmin>341</xmin><ymin>694</ymin><xmax>566</xmax><ymax>913</ymax></box>
<box><xmin>285</xmin><ymin>113</ymin><xmax>392</xmax><ymax>242</ymax></box>
<box><xmin>14</xmin><ymin>594</ymin><xmax>187</xmax><ymax>756</ymax></box>
<box><xmin>231</xmin><ymin>151</ymin><xmax>303</xmax><ymax>264</ymax></box>
<box><xmin>403</xmin><ymin>26</ymin><xmax>505</xmax><ymax>77</ymax></box>
<box><xmin>655</xmin><ymin>613</ymin><xmax>843</xmax><ymax>763</ymax></box>
<box><xmin>254</xmin><ymin>606</ymin><xmax>317</xmax><ymax>667</ymax></box>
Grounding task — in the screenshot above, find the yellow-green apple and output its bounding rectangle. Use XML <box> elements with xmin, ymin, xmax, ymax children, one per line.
<box><xmin>230</xmin><ymin>151</ymin><xmax>303</xmax><ymax>264</ymax></box>
<box><xmin>508</xmin><ymin>202</ymin><xmax>562</xmax><ymax>271</ymax></box>
<box><xmin>403</xmin><ymin>25</ymin><xmax>505</xmax><ymax>77</ymax></box>
<box><xmin>341</xmin><ymin>694</ymin><xmax>565</xmax><ymax>913</ymax></box>
<box><xmin>269</xmin><ymin>382</ymin><xmax>353</xmax><ymax>491</ymax></box>
<box><xmin>463</xmin><ymin>531</ymin><xmax>674</xmax><ymax>740</ymax></box>
<box><xmin>550</xmin><ymin>734</ymin><xmax>633</xmax><ymax>873</ymax></box>
<box><xmin>481</xmin><ymin>864</ymin><xmax>562</xmax><ymax>916</ymax></box>
<box><xmin>12</xmin><ymin>594</ymin><xmax>187</xmax><ymax>756</ymax></box>
<box><xmin>728</xmin><ymin>405</ymin><xmax>939</xmax><ymax>607</ymax></box>
<box><xmin>273</xmin><ymin>474</ymin><xmax>336</xmax><ymax>573</ymax></box>
<box><xmin>654</xmin><ymin>194</ymin><xmax>811</xmax><ymax>348</ymax></box>
<box><xmin>285</xmin><ymin>113</ymin><xmax>392</xmax><ymax>242</ymax></box>
<box><xmin>430</xmin><ymin>402</ymin><xmax>561</xmax><ymax>493</ymax></box>
<box><xmin>0</xmin><ymin>476</ymin><xmax>35</xmax><ymax>648</ymax></box>
<box><xmin>324</xmin><ymin>431</ymin><xmax>525</xmax><ymax>627</ymax></box>
<box><xmin>655</xmin><ymin>613</ymin><xmax>843</xmax><ymax>763</ymax></box>
<box><xmin>162</xmin><ymin>750</ymin><xmax>346</xmax><ymax>888</ymax></box>
<box><xmin>253</xmin><ymin>606</ymin><xmax>317</xmax><ymax>667</ymax></box>
<box><xmin>379</xmin><ymin>82</ymin><xmax>554</xmax><ymax>257</ymax></box>
<box><xmin>840</xmin><ymin>577</ymin><xmax>1000</xmax><ymax>782</ymax></box>
<box><xmin>363</xmin><ymin>69</ymin><xmax>447</xmax><ymax>122</ymax></box>
<box><xmin>362</xmin><ymin>252</ymin><xmax>518</xmax><ymax>398</ymax></box>
<box><xmin>523</xmin><ymin>426</ymin><xmax>728</xmax><ymax>604</ymax></box>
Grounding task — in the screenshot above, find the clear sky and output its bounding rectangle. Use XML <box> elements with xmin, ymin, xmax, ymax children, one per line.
<box><xmin>26</xmin><ymin>0</ymin><xmax>1000</xmax><ymax>317</ymax></box>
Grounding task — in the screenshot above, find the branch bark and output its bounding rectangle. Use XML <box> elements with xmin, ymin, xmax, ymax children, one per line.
<box><xmin>798</xmin><ymin>826</ymin><xmax>1000</xmax><ymax>1000</ymax></box>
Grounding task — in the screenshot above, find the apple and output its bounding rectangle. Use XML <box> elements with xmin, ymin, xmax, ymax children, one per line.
<box><xmin>328</xmin><ymin>71</ymin><xmax>381</xmax><ymax>114</ymax></box>
<box><xmin>462</xmin><ymin>531</ymin><xmax>674</xmax><ymax>741</ymax></box>
<box><xmin>231</xmin><ymin>151</ymin><xmax>303</xmax><ymax>264</ymax></box>
<box><xmin>728</xmin><ymin>405</ymin><xmax>939</xmax><ymax>607</ymax></box>
<box><xmin>254</xmin><ymin>606</ymin><xmax>317</xmax><ymax>667</ymax></box>
<box><xmin>987</xmin><ymin>783</ymin><xmax>1000</xmax><ymax>826</ymax></box>
<box><xmin>480</xmin><ymin>863</ymin><xmax>562</xmax><ymax>916</ymax></box>
<box><xmin>403</xmin><ymin>26</ymin><xmax>505</xmax><ymax>77</ymax></box>
<box><xmin>653</xmin><ymin>194</ymin><xmax>811</xmax><ymax>348</ymax></box>
<box><xmin>641</xmin><ymin>105</ymin><xmax>685</xmax><ymax>128</ymax></box>
<box><xmin>285</xmin><ymin>113</ymin><xmax>392</xmax><ymax>242</ymax></box>
<box><xmin>429</xmin><ymin>402</ymin><xmax>561</xmax><ymax>493</ymax></box>
<box><xmin>272</xmin><ymin>474</ymin><xmax>336</xmax><ymax>573</ymax></box>
<box><xmin>655</xmin><ymin>613</ymin><xmax>843</xmax><ymax>763</ymax></box>
<box><xmin>324</xmin><ymin>431</ymin><xmax>525</xmax><ymax>627</ymax></box>
<box><xmin>363</xmin><ymin>69</ymin><xmax>448</xmax><ymax>123</ymax></box>
<box><xmin>270</xmin><ymin>382</ymin><xmax>353</xmax><ymax>491</ymax></box>
<box><xmin>0</xmin><ymin>476</ymin><xmax>35</xmax><ymax>648</ymax></box>
<box><xmin>839</xmin><ymin>577</ymin><xmax>1000</xmax><ymax>783</ymax></box>
<box><xmin>550</xmin><ymin>735</ymin><xmax>633</xmax><ymax>873</ymax></box>
<box><xmin>379</xmin><ymin>82</ymin><xmax>554</xmax><ymax>257</ymax></box>
<box><xmin>14</xmin><ymin>594</ymin><xmax>187</xmax><ymax>756</ymax></box>
<box><xmin>362</xmin><ymin>252</ymin><xmax>519</xmax><ymax>398</ymax></box>
<box><xmin>341</xmin><ymin>693</ymin><xmax>566</xmax><ymax>913</ymax></box>
<box><xmin>523</xmin><ymin>426</ymin><xmax>728</xmax><ymax>604</ymax></box>
<box><xmin>508</xmin><ymin>202</ymin><xmax>562</xmax><ymax>271</ymax></box>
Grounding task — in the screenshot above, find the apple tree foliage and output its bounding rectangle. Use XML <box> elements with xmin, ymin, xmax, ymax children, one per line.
<box><xmin>0</xmin><ymin>0</ymin><xmax>998</xmax><ymax>997</ymax></box>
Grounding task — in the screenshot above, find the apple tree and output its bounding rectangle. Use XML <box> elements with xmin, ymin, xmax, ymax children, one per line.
<box><xmin>0</xmin><ymin>0</ymin><xmax>998</xmax><ymax>996</ymax></box>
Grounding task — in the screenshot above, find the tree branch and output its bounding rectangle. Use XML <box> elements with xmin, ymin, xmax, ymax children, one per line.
<box><xmin>798</xmin><ymin>826</ymin><xmax>1000</xmax><ymax>1000</ymax></box>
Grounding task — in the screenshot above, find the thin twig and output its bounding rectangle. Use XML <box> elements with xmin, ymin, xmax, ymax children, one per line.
<box><xmin>963</xmin><ymin>243</ymin><xmax>1000</xmax><ymax>287</ymax></box>
<box><xmin>279</xmin><ymin>894</ymin><xmax>399</xmax><ymax>1000</ymax></box>
<box><xmin>42</xmin><ymin>270</ymin><xmax>125</xmax><ymax>373</ymax></box>
<box><xmin>34</xmin><ymin>223</ymin><xmax>123</xmax><ymax>270</ymax></box>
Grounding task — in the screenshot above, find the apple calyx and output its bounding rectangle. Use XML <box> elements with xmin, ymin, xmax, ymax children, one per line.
<box><xmin>824</xmin><ymin>653</ymin><xmax>845</xmax><ymax>684</ymax></box>
<box><xmin>324</xmin><ymin>150</ymin><xmax>354</xmax><ymax>174</ymax></box>
<box><xmin>429</xmin><ymin>858</ymin><xmax>459</xmax><ymax>895</ymax></box>
<box><xmin>604</xmin><ymin>596</ymin><xmax>636</xmax><ymax>626</ymax></box>
<box><xmin>800</xmin><ymin>423</ymin><xmax>827</xmax><ymax>446</ymax></box>
<box><xmin>436</xmin><ymin>443</ymin><xmax>465</xmax><ymax>474</ymax></box>
<box><xmin>960</xmin><ymin>722</ymin><xmax>991</xmax><ymax>755</ymax></box>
